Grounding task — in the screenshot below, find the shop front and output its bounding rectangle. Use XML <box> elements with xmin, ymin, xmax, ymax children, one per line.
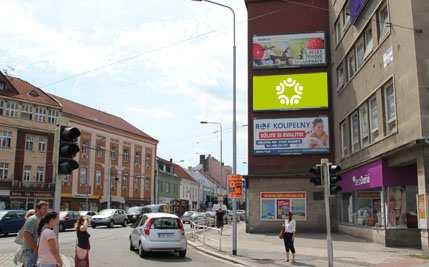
<box><xmin>10</xmin><ymin>191</ymin><xmax>54</xmax><ymax>210</ymax></box>
<box><xmin>338</xmin><ymin>160</ymin><xmax>420</xmax><ymax>247</ymax></box>
<box><xmin>61</xmin><ymin>193</ymin><xmax>101</xmax><ymax>211</ymax></box>
<box><xmin>0</xmin><ymin>189</ymin><xmax>10</xmax><ymax>209</ymax></box>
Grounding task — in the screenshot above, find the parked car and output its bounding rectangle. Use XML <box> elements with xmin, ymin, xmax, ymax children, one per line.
<box><xmin>0</xmin><ymin>210</ymin><xmax>25</xmax><ymax>236</ymax></box>
<box><xmin>237</xmin><ymin>210</ymin><xmax>246</xmax><ymax>221</ymax></box>
<box><xmin>79</xmin><ymin>211</ymin><xmax>97</xmax><ymax>224</ymax></box>
<box><xmin>129</xmin><ymin>213</ymin><xmax>187</xmax><ymax>258</ymax></box>
<box><xmin>181</xmin><ymin>211</ymin><xmax>194</xmax><ymax>224</ymax></box>
<box><xmin>59</xmin><ymin>211</ymin><xmax>80</xmax><ymax>232</ymax></box>
<box><xmin>127</xmin><ymin>206</ymin><xmax>145</xmax><ymax>224</ymax></box>
<box><xmin>190</xmin><ymin>212</ymin><xmax>214</xmax><ymax>227</ymax></box>
<box><xmin>141</xmin><ymin>204</ymin><xmax>168</xmax><ymax>214</ymax></box>
<box><xmin>91</xmin><ymin>209</ymin><xmax>128</xmax><ymax>228</ymax></box>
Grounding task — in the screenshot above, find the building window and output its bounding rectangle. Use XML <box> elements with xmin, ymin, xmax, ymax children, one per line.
<box><xmin>123</xmin><ymin>148</ymin><xmax>129</xmax><ymax>162</ymax></box>
<box><xmin>347</xmin><ymin>50</ymin><xmax>356</xmax><ymax>79</ymax></box>
<box><xmin>383</xmin><ymin>80</ymin><xmax>397</xmax><ymax>135</ymax></box>
<box><xmin>21</xmin><ymin>104</ymin><xmax>33</xmax><ymax>120</ymax></box>
<box><xmin>351</xmin><ymin>112</ymin><xmax>360</xmax><ymax>152</ymax></box>
<box><xmin>337</xmin><ymin>62</ymin><xmax>345</xmax><ymax>89</ymax></box>
<box><xmin>0</xmin><ymin>81</ymin><xmax>5</xmax><ymax>90</ymax></box>
<box><xmin>38</xmin><ymin>137</ymin><xmax>47</xmax><ymax>153</ymax></box>
<box><xmin>23</xmin><ymin>165</ymin><xmax>32</xmax><ymax>181</ymax></box>
<box><xmin>0</xmin><ymin>99</ymin><xmax>4</xmax><ymax>115</ymax></box>
<box><xmin>145</xmin><ymin>177</ymin><xmax>150</xmax><ymax>191</ymax></box>
<box><xmin>134</xmin><ymin>177</ymin><xmax>140</xmax><ymax>192</ymax></box>
<box><xmin>36</xmin><ymin>167</ymin><xmax>44</xmax><ymax>182</ymax></box>
<box><xmin>359</xmin><ymin>102</ymin><xmax>370</xmax><ymax>148</ymax></box>
<box><xmin>135</xmin><ymin>151</ymin><xmax>141</xmax><ymax>165</ymax></box>
<box><xmin>25</xmin><ymin>135</ymin><xmax>34</xmax><ymax>151</ymax></box>
<box><xmin>369</xmin><ymin>96</ymin><xmax>379</xmax><ymax>141</ymax></box>
<box><xmin>79</xmin><ymin>168</ymin><xmax>87</xmax><ymax>185</ymax></box>
<box><xmin>34</xmin><ymin>106</ymin><xmax>46</xmax><ymax>122</ymax></box>
<box><xmin>335</xmin><ymin>18</ymin><xmax>342</xmax><ymax>44</ymax></box>
<box><xmin>355</xmin><ymin>36</ymin><xmax>365</xmax><ymax>69</ymax></box>
<box><xmin>0</xmin><ymin>162</ymin><xmax>9</xmax><ymax>179</ymax></box>
<box><xmin>63</xmin><ymin>175</ymin><xmax>71</xmax><ymax>183</ymax></box>
<box><xmin>340</xmin><ymin>120</ymin><xmax>350</xmax><ymax>158</ymax></box>
<box><xmin>96</xmin><ymin>146</ymin><xmax>104</xmax><ymax>158</ymax></box>
<box><xmin>81</xmin><ymin>142</ymin><xmax>89</xmax><ymax>159</ymax></box>
<box><xmin>47</xmin><ymin>109</ymin><xmax>58</xmax><ymax>124</ymax></box>
<box><xmin>0</xmin><ymin>131</ymin><xmax>12</xmax><ymax>149</ymax></box>
<box><xmin>364</xmin><ymin>25</ymin><xmax>374</xmax><ymax>59</ymax></box>
<box><xmin>110</xmin><ymin>148</ymin><xmax>117</xmax><ymax>160</ymax></box>
<box><xmin>95</xmin><ymin>170</ymin><xmax>102</xmax><ymax>185</ymax></box>
<box><xmin>378</xmin><ymin>2</ymin><xmax>390</xmax><ymax>39</ymax></box>
<box><xmin>5</xmin><ymin>101</ymin><xmax>18</xmax><ymax>117</ymax></box>
<box><xmin>122</xmin><ymin>174</ymin><xmax>128</xmax><ymax>187</ymax></box>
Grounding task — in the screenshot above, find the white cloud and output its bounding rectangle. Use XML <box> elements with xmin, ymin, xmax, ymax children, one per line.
<box><xmin>128</xmin><ymin>107</ymin><xmax>176</xmax><ymax>119</ymax></box>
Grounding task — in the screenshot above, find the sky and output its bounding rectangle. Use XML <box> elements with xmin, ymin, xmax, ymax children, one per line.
<box><xmin>0</xmin><ymin>0</ymin><xmax>249</xmax><ymax>174</ymax></box>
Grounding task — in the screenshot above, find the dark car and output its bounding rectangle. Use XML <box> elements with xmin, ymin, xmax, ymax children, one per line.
<box><xmin>141</xmin><ymin>204</ymin><xmax>168</xmax><ymax>213</ymax></box>
<box><xmin>59</xmin><ymin>211</ymin><xmax>80</xmax><ymax>232</ymax></box>
<box><xmin>127</xmin><ymin>206</ymin><xmax>145</xmax><ymax>224</ymax></box>
<box><xmin>0</xmin><ymin>210</ymin><xmax>25</xmax><ymax>236</ymax></box>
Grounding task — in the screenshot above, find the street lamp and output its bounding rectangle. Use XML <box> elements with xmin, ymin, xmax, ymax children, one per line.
<box><xmin>194</xmin><ymin>0</ymin><xmax>237</xmax><ymax>256</ymax></box>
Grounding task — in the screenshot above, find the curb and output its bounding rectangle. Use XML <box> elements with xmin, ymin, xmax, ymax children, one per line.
<box><xmin>187</xmin><ymin>240</ymin><xmax>251</xmax><ymax>266</ymax></box>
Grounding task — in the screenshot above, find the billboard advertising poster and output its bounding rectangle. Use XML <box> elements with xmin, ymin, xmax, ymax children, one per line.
<box><xmin>253</xmin><ymin>73</ymin><xmax>328</xmax><ymax>111</ymax></box>
<box><xmin>386</xmin><ymin>186</ymin><xmax>407</xmax><ymax>229</ymax></box>
<box><xmin>260</xmin><ymin>192</ymin><xmax>306</xmax><ymax>221</ymax></box>
<box><xmin>253</xmin><ymin>117</ymin><xmax>330</xmax><ymax>155</ymax></box>
<box><xmin>253</xmin><ymin>32</ymin><xmax>326</xmax><ymax>69</ymax></box>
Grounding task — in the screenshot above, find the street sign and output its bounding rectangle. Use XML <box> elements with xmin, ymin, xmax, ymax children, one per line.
<box><xmin>228</xmin><ymin>175</ymin><xmax>243</xmax><ymax>199</ymax></box>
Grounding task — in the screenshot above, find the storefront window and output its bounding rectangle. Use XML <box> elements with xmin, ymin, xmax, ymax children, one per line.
<box><xmin>341</xmin><ymin>190</ymin><xmax>382</xmax><ymax>227</ymax></box>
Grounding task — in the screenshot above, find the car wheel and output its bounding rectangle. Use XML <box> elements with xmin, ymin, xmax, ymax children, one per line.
<box><xmin>59</xmin><ymin>223</ymin><xmax>65</xmax><ymax>232</ymax></box>
<box><xmin>138</xmin><ymin>242</ymin><xmax>148</xmax><ymax>258</ymax></box>
<box><xmin>122</xmin><ymin>219</ymin><xmax>128</xmax><ymax>227</ymax></box>
<box><xmin>178</xmin><ymin>250</ymin><xmax>187</xmax><ymax>258</ymax></box>
<box><xmin>108</xmin><ymin>220</ymin><xmax>114</xmax><ymax>228</ymax></box>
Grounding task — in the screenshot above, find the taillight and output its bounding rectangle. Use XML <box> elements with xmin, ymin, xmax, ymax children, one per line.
<box><xmin>144</xmin><ymin>219</ymin><xmax>153</xmax><ymax>236</ymax></box>
<box><xmin>177</xmin><ymin>219</ymin><xmax>184</xmax><ymax>235</ymax></box>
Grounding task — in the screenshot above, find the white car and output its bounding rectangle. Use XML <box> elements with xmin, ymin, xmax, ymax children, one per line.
<box><xmin>129</xmin><ymin>213</ymin><xmax>187</xmax><ymax>258</ymax></box>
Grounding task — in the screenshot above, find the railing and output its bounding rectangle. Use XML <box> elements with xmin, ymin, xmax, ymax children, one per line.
<box><xmin>189</xmin><ymin>220</ymin><xmax>222</xmax><ymax>251</ymax></box>
<box><xmin>0</xmin><ymin>180</ymin><xmax>12</xmax><ymax>189</ymax></box>
<box><xmin>12</xmin><ymin>180</ymin><xmax>55</xmax><ymax>191</ymax></box>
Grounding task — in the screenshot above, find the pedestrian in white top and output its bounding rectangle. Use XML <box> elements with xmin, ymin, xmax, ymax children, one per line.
<box><xmin>283</xmin><ymin>212</ymin><xmax>296</xmax><ymax>263</ymax></box>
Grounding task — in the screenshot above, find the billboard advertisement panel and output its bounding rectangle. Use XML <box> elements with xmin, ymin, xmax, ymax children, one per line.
<box><xmin>253</xmin><ymin>32</ymin><xmax>326</xmax><ymax>69</ymax></box>
<box><xmin>253</xmin><ymin>72</ymin><xmax>328</xmax><ymax>111</ymax></box>
<box><xmin>260</xmin><ymin>192</ymin><xmax>307</xmax><ymax>221</ymax></box>
<box><xmin>253</xmin><ymin>117</ymin><xmax>330</xmax><ymax>155</ymax></box>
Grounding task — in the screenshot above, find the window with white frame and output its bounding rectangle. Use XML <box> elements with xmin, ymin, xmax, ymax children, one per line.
<box><xmin>96</xmin><ymin>146</ymin><xmax>104</xmax><ymax>158</ymax></box>
<box><xmin>340</xmin><ymin>120</ymin><xmax>350</xmax><ymax>158</ymax></box>
<box><xmin>335</xmin><ymin>17</ymin><xmax>343</xmax><ymax>44</ymax></box>
<box><xmin>95</xmin><ymin>169</ymin><xmax>102</xmax><ymax>185</ymax></box>
<box><xmin>79</xmin><ymin>167</ymin><xmax>87</xmax><ymax>185</ymax></box>
<box><xmin>123</xmin><ymin>148</ymin><xmax>129</xmax><ymax>162</ymax></box>
<box><xmin>343</xmin><ymin>1</ymin><xmax>350</xmax><ymax>27</ymax></box>
<box><xmin>63</xmin><ymin>175</ymin><xmax>71</xmax><ymax>183</ymax></box>
<box><xmin>23</xmin><ymin>165</ymin><xmax>32</xmax><ymax>181</ymax></box>
<box><xmin>359</xmin><ymin>102</ymin><xmax>370</xmax><ymax>147</ymax></box>
<box><xmin>110</xmin><ymin>148</ymin><xmax>117</xmax><ymax>160</ymax></box>
<box><xmin>36</xmin><ymin>167</ymin><xmax>44</xmax><ymax>182</ymax></box>
<box><xmin>34</xmin><ymin>106</ymin><xmax>46</xmax><ymax>122</ymax></box>
<box><xmin>5</xmin><ymin>101</ymin><xmax>17</xmax><ymax>117</ymax></box>
<box><xmin>378</xmin><ymin>2</ymin><xmax>390</xmax><ymax>39</ymax></box>
<box><xmin>21</xmin><ymin>104</ymin><xmax>33</xmax><ymax>120</ymax></box>
<box><xmin>369</xmin><ymin>96</ymin><xmax>380</xmax><ymax>140</ymax></box>
<box><xmin>0</xmin><ymin>131</ymin><xmax>12</xmax><ymax>149</ymax></box>
<box><xmin>351</xmin><ymin>112</ymin><xmax>360</xmax><ymax>152</ymax></box>
<box><xmin>347</xmin><ymin>50</ymin><xmax>356</xmax><ymax>79</ymax></box>
<box><xmin>135</xmin><ymin>151</ymin><xmax>141</xmax><ymax>165</ymax></box>
<box><xmin>0</xmin><ymin>162</ymin><xmax>9</xmax><ymax>179</ymax></box>
<box><xmin>38</xmin><ymin>137</ymin><xmax>47</xmax><ymax>153</ymax></box>
<box><xmin>337</xmin><ymin>63</ymin><xmax>345</xmax><ymax>89</ymax></box>
<box><xmin>81</xmin><ymin>142</ymin><xmax>89</xmax><ymax>159</ymax></box>
<box><xmin>47</xmin><ymin>109</ymin><xmax>58</xmax><ymax>124</ymax></box>
<box><xmin>364</xmin><ymin>25</ymin><xmax>374</xmax><ymax>59</ymax></box>
<box><xmin>25</xmin><ymin>135</ymin><xmax>34</xmax><ymax>151</ymax></box>
<box><xmin>383</xmin><ymin>80</ymin><xmax>397</xmax><ymax>135</ymax></box>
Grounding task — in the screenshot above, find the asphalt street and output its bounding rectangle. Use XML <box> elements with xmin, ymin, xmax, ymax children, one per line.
<box><xmin>0</xmin><ymin>225</ymin><xmax>238</xmax><ymax>267</ymax></box>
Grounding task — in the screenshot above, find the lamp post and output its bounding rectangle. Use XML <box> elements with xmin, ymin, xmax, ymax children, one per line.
<box><xmin>200</xmin><ymin>121</ymin><xmax>223</xmax><ymax>193</ymax></box>
<box><xmin>194</xmin><ymin>0</ymin><xmax>237</xmax><ymax>256</ymax></box>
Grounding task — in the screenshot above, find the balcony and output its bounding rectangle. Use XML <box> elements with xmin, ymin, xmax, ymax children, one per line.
<box><xmin>12</xmin><ymin>181</ymin><xmax>55</xmax><ymax>192</ymax></box>
<box><xmin>0</xmin><ymin>180</ymin><xmax>12</xmax><ymax>189</ymax></box>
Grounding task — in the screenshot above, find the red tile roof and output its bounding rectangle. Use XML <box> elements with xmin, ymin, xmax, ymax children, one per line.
<box><xmin>51</xmin><ymin>95</ymin><xmax>158</xmax><ymax>143</ymax></box>
<box><xmin>174</xmin><ymin>164</ymin><xmax>197</xmax><ymax>183</ymax></box>
<box><xmin>3</xmin><ymin>76</ymin><xmax>61</xmax><ymax>108</ymax></box>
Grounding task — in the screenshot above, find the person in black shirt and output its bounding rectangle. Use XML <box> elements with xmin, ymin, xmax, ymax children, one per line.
<box><xmin>75</xmin><ymin>215</ymin><xmax>91</xmax><ymax>267</ymax></box>
<box><xmin>216</xmin><ymin>208</ymin><xmax>225</xmax><ymax>230</ymax></box>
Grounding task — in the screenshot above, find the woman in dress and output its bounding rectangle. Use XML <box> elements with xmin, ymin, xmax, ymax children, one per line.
<box><xmin>75</xmin><ymin>215</ymin><xmax>91</xmax><ymax>267</ymax></box>
<box><xmin>37</xmin><ymin>211</ymin><xmax>63</xmax><ymax>267</ymax></box>
<box><xmin>283</xmin><ymin>212</ymin><xmax>296</xmax><ymax>263</ymax></box>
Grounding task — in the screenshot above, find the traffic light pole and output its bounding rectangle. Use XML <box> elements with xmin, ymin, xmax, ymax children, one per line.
<box><xmin>321</xmin><ymin>158</ymin><xmax>334</xmax><ymax>267</ymax></box>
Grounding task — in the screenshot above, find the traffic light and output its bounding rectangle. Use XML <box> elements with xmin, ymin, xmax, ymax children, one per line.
<box><xmin>329</xmin><ymin>165</ymin><xmax>342</xmax><ymax>195</ymax></box>
<box><xmin>309</xmin><ymin>165</ymin><xmax>321</xmax><ymax>186</ymax></box>
<box><xmin>58</xmin><ymin>126</ymin><xmax>81</xmax><ymax>175</ymax></box>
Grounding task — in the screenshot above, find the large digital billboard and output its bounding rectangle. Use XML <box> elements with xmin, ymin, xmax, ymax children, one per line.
<box><xmin>253</xmin><ymin>73</ymin><xmax>328</xmax><ymax>111</ymax></box>
<box><xmin>253</xmin><ymin>116</ymin><xmax>330</xmax><ymax>155</ymax></box>
<box><xmin>253</xmin><ymin>32</ymin><xmax>326</xmax><ymax>69</ymax></box>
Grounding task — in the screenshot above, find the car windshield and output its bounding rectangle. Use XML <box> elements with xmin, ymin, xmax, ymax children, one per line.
<box><xmin>127</xmin><ymin>207</ymin><xmax>142</xmax><ymax>213</ymax></box>
<box><xmin>0</xmin><ymin>211</ymin><xmax>7</xmax><ymax>219</ymax></box>
<box><xmin>152</xmin><ymin>218</ymin><xmax>179</xmax><ymax>229</ymax></box>
<box><xmin>183</xmin><ymin>211</ymin><xmax>193</xmax><ymax>216</ymax></box>
<box><xmin>99</xmin><ymin>209</ymin><xmax>115</xmax><ymax>216</ymax></box>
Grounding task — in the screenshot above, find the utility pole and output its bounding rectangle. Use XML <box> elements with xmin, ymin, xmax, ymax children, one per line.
<box><xmin>321</xmin><ymin>158</ymin><xmax>334</xmax><ymax>267</ymax></box>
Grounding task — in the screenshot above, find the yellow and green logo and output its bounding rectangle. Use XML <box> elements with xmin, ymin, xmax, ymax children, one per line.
<box><xmin>253</xmin><ymin>72</ymin><xmax>328</xmax><ymax>111</ymax></box>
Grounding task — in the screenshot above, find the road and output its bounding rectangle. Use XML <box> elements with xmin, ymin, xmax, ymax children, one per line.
<box><xmin>0</xmin><ymin>225</ymin><xmax>238</xmax><ymax>267</ymax></box>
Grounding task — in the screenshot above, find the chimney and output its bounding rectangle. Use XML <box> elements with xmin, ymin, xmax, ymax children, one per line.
<box><xmin>169</xmin><ymin>158</ymin><xmax>173</xmax><ymax>163</ymax></box>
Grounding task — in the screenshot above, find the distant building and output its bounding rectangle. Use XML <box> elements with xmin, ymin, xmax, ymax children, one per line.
<box><xmin>174</xmin><ymin>163</ymin><xmax>199</xmax><ymax>211</ymax></box>
<box><xmin>199</xmin><ymin>154</ymin><xmax>232</xmax><ymax>189</ymax></box>
<box><xmin>0</xmin><ymin>72</ymin><xmax>61</xmax><ymax>209</ymax></box>
<box><xmin>156</xmin><ymin>157</ymin><xmax>180</xmax><ymax>205</ymax></box>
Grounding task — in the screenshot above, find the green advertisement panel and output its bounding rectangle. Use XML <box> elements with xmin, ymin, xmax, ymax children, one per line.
<box><xmin>253</xmin><ymin>72</ymin><xmax>328</xmax><ymax>111</ymax></box>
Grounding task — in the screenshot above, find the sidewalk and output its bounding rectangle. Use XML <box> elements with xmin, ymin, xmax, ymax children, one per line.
<box><xmin>0</xmin><ymin>253</ymin><xmax>74</xmax><ymax>267</ymax></box>
<box><xmin>188</xmin><ymin>222</ymin><xmax>429</xmax><ymax>267</ymax></box>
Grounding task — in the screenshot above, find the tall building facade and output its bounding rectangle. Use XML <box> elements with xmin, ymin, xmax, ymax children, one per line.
<box><xmin>54</xmin><ymin>96</ymin><xmax>157</xmax><ymax>211</ymax></box>
<box><xmin>0</xmin><ymin>73</ymin><xmax>61</xmax><ymax>209</ymax></box>
<box><xmin>330</xmin><ymin>0</ymin><xmax>429</xmax><ymax>249</ymax></box>
<box><xmin>245</xmin><ymin>0</ymin><xmax>332</xmax><ymax>233</ymax></box>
